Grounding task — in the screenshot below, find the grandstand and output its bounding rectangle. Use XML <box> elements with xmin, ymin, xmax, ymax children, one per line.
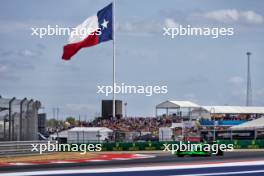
<box><xmin>47</xmin><ymin>100</ymin><xmax>264</xmax><ymax>142</ymax></box>
<box><xmin>90</xmin><ymin>101</ymin><xmax>264</xmax><ymax>140</ymax></box>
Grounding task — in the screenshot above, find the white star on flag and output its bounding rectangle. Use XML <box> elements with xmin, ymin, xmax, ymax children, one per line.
<box><xmin>101</xmin><ymin>19</ymin><xmax>109</xmax><ymax>29</ymax></box>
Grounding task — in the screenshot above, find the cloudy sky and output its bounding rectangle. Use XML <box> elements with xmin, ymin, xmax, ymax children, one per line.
<box><xmin>0</xmin><ymin>0</ymin><xmax>263</xmax><ymax>119</ymax></box>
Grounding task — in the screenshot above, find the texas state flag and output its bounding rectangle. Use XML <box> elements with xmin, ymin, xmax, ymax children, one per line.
<box><xmin>62</xmin><ymin>3</ymin><xmax>112</xmax><ymax>60</ymax></box>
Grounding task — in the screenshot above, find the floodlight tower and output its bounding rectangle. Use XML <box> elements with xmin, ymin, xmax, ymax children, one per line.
<box><xmin>246</xmin><ymin>52</ymin><xmax>252</xmax><ymax>106</ymax></box>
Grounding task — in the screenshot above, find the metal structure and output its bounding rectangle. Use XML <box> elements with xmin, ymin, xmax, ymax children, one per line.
<box><xmin>210</xmin><ymin>107</ymin><xmax>216</xmax><ymax>141</ymax></box>
<box><xmin>112</xmin><ymin>0</ymin><xmax>116</xmax><ymax>119</ymax></box>
<box><xmin>124</xmin><ymin>102</ymin><xmax>127</xmax><ymax>117</ymax></box>
<box><xmin>155</xmin><ymin>100</ymin><xmax>200</xmax><ymax>118</ymax></box>
<box><xmin>246</xmin><ymin>52</ymin><xmax>252</xmax><ymax>106</ymax></box>
<box><xmin>8</xmin><ymin>97</ymin><xmax>16</xmax><ymax>141</ymax></box>
<box><xmin>102</xmin><ymin>100</ymin><xmax>122</xmax><ymax>118</ymax></box>
<box><xmin>0</xmin><ymin>96</ymin><xmax>41</xmax><ymax>141</ymax></box>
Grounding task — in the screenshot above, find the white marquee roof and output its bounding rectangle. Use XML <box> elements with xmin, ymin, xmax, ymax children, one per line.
<box><xmin>69</xmin><ymin>127</ymin><xmax>113</xmax><ymax>133</ymax></box>
<box><xmin>156</xmin><ymin>100</ymin><xmax>200</xmax><ymax>109</ymax></box>
<box><xmin>203</xmin><ymin>106</ymin><xmax>264</xmax><ymax>114</ymax></box>
<box><xmin>156</xmin><ymin>100</ymin><xmax>264</xmax><ymax>115</ymax></box>
<box><xmin>231</xmin><ymin>116</ymin><xmax>264</xmax><ymax>130</ymax></box>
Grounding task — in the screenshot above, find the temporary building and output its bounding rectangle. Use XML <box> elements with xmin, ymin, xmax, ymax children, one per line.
<box><xmin>230</xmin><ymin>116</ymin><xmax>264</xmax><ymax>130</ymax></box>
<box><xmin>155</xmin><ymin>100</ymin><xmax>200</xmax><ymax>117</ymax></box>
<box><xmin>159</xmin><ymin>127</ymin><xmax>173</xmax><ymax>141</ymax></box>
<box><xmin>156</xmin><ymin>100</ymin><xmax>200</xmax><ymax>109</ymax></box>
<box><xmin>67</xmin><ymin>127</ymin><xmax>113</xmax><ymax>143</ymax></box>
<box><xmin>202</xmin><ymin>106</ymin><xmax>264</xmax><ymax>114</ymax></box>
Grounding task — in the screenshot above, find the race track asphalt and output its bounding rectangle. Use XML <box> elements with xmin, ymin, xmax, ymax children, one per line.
<box><xmin>1</xmin><ymin>151</ymin><xmax>264</xmax><ymax>174</ymax></box>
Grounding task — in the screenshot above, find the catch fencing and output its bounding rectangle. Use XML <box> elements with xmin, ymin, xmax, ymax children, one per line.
<box><xmin>0</xmin><ymin>140</ymin><xmax>53</xmax><ymax>156</ymax></box>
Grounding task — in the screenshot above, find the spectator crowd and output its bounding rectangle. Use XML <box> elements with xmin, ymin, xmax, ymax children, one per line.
<box><xmin>91</xmin><ymin>117</ymin><xmax>172</xmax><ymax>133</ymax></box>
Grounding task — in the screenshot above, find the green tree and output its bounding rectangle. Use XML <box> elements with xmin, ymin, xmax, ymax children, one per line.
<box><xmin>47</xmin><ymin>118</ymin><xmax>59</xmax><ymax>128</ymax></box>
<box><xmin>66</xmin><ymin>116</ymin><xmax>76</xmax><ymax>125</ymax></box>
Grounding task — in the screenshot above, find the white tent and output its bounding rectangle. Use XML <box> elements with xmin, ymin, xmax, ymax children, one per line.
<box><xmin>203</xmin><ymin>106</ymin><xmax>264</xmax><ymax>114</ymax></box>
<box><xmin>67</xmin><ymin>127</ymin><xmax>113</xmax><ymax>143</ymax></box>
<box><xmin>156</xmin><ymin>100</ymin><xmax>200</xmax><ymax>109</ymax></box>
<box><xmin>155</xmin><ymin>100</ymin><xmax>200</xmax><ymax>117</ymax></box>
<box><xmin>231</xmin><ymin>117</ymin><xmax>264</xmax><ymax>130</ymax></box>
<box><xmin>50</xmin><ymin>130</ymin><xmax>69</xmax><ymax>139</ymax></box>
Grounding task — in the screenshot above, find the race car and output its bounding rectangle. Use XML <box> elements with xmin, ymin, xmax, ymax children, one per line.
<box><xmin>174</xmin><ymin>142</ymin><xmax>224</xmax><ymax>157</ymax></box>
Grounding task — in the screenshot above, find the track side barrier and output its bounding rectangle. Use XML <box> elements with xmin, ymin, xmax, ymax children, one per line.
<box><xmin>97</xmin><ymin>140</ymin><xmax>264</xmax><ymax>151</ymax></box>
<box><xmin>0</xmin><ymin>141</ymin><xmax>55</xmax><ymax>156</ymax></box>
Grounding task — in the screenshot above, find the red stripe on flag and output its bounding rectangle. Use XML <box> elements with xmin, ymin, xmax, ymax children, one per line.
<box><xmin>62</xmin><ymin>32</ymin><xmax>99</xmax><ymax>60</ymax></box>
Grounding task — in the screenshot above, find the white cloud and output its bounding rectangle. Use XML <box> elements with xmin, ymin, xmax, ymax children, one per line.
<box><xmin>117</xmin><ymin>19</ymin><xmax>164</xmax><ymax>36</ymax></box>
<box><xmin>252</xmin><ymin>88</ymin><xmax>264</xmax><ymax>105</ymax></box>
<box><xmin>0</xmin><ymin>48</ymin><xmax>42</xmax><ymax>58</ymax></box>
<box><xmin>199</xmin><ymin>9</ymin><xmax>263</xmax><ymax>24</ymax></box>
<box><xmin>19</xmin><ymin>49</ymin><xmax>38</xmax><ymax>57</ymax></box>
<box><xmin>0</xmin><ymin>65</ymin><xmax>8</xmax><ymax>72</ymax></box>
<box><xmin>64</xmin><ymin>104</ymin><xmax>97</xmax><ymax>114</ymax></box>
<box><xmin>256</xmin><ymin>88</ymin><xmax>264</xmax><ymax>97</ymax></box>
<box><xmin>0</xmin><ymin>63</ymin><xmax>19</xmax><ymax>80</ymax></box>
<box><xmin>164</xmin><ymin>18</ymin><xmax>179</xmax><ymax>28</ymax></box>
<box><xmin>0</xmin><ymin>20</ymin><xmax>71</xmax><ymax>34</ymax></box>
<box><xmin>0</xmin><ymin>21</ymin><xmax>30</xmax><ymax>33</ymax></box>
<box><xmin>118</xmin><ymin>22</ymin><xmax>134</xmax><ymax>32</ymax></box>
<box><xmin>183</xmin><ymin>93</ymin><xmax>198</xmax><ymax>102</ymax></box>
<box><xmin>62</xmin><ymin>103</ymin><xmax>99</xmax><ymax>119</ymax></box>
<box><xmin>56</xmin><ymin>62</ymin><xmax>80</xmax><ymax>72</ymax></box>
<box><xmin>228</xmin><ymin>76</ymin><xmax>244</xmax><ymax>85</ymax></box>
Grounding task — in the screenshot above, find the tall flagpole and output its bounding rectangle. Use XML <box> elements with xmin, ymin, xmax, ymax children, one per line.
<box><xmin>112</xmin><ymin>0</ymin><xmax>116</xmax><ymax>119</ymax></box>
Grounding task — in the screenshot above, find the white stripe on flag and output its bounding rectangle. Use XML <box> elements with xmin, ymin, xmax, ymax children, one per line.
<box><xmin>68</xmin><ymin>15</ymin><xmax>99</xmax><ymax>44</ymax></box>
